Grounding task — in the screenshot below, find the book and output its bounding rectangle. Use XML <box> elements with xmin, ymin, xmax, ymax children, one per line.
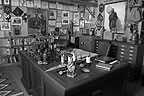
<box><xmin>96</xmin><ymin>62</ymin><xmax>113</xmax><ymax>71</ymax></box>
<box><xmin>95</xmin><ymin>56</ymin><xmax>115</xmax><ymax>63</ymax></box>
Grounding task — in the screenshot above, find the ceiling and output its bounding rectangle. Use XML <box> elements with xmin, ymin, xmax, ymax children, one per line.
<box><xmin>42</xmin><ymin>0</ymin><xmax>98</xmax><ymax>7</ymax></box>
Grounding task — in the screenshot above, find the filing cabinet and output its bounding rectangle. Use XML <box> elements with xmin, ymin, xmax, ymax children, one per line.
<box><xmin>95</xmin><ymin>39</ymin><xmax>144</xmax><ymax>81</ymax></box>
<box><xmin>111</xmin><ymin>42</ymin><xmax>144</xmax><ymax>81</ymax></box>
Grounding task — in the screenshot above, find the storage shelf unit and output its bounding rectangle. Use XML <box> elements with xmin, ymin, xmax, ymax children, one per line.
<box><xmin>0</xmin><ymin>36</ymin><xmax>33</xmax><ymax>66</ymax></box>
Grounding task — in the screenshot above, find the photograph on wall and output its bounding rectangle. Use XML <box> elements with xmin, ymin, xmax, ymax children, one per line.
<box><xmin>28</xmin><ymin>8</ymin><xmax>47</xmax><ymax>35</ymax></box>
<box><xmin>13</xmin><ymin>25</ymin><xmax>21</xmax><ymax>35</ymax></box>
<box><xmin>85</xmin><ymin>12</ymin><xmax>93</xmax><ymax>23</ymax></box>
<box><xmin>11</xmin><ymin>17</ymin><xmax>22</xmax><ymax>25</ymax></box>
<box><xmin>0</xmin><ymin>22</ymin><xmax>11</xmax><ymax>30</ymax></box>
<box><xmin>56</xmin><ymin>22</ymin><xmax>62</xmax><ymax>27</ymax></box>
<box><xmin>62</xmin><ymin>19</ymin><xmax>69</xmax><ymax>25</ymax></box>
<box><xmin>74</xmin><ymin>12</ymin><xmax>79</xmax><ymax>25</ymax></box>
<box><xmin>104</xmin><ymin>1</ymin><xmax>126</xmax><ymax>32</ymax></box>
<box><xmin>19</xmin><ymin>0</ymin><xmax>27</xmax><ymax>7</ymax></box>
<box><xmin>48</xmin><ymin>20</ymin><xmax>56</xmax><ymax>26</ymax></box>
<box><xmin>62</xmin><ymin>11</ymin><xmax>69</xmax><ymax>18</ymax></box>
<box><xmin>80</xmin><ymin>20</ymin><xmax>85</xmax><ymax>28</ymax></box>
<box><xmin>49</xmin><ymin>9</ymin><xmax>56</xmax><ymax>19</ymax></box>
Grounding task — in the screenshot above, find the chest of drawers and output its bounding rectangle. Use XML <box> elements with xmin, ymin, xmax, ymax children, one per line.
<box><xmin>111</xmin><ymin>42</ymin><xmax>144</xmax><ymax>81</ymax></box>
<box><xmin>95</xmin><ymin>39</ymin><xmax>144</xmax><ymax>81</ymax></box>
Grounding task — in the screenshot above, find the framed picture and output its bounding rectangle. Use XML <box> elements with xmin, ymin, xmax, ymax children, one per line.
<box><xmin>49</xmin><ymin>9</ymin><xmax>56</xmax><ymax>19</ymax></box>
<box><xmin>74</xmin><ymin>12</ymin><xmax>79</xmax><ymax>25</ymax></box>
<box><xmin>48</xmin><ymin>20</ymin><xmax>56</xmax><ymax>26</ymax></box>
<box><xmin>62</xmin><ymin>19</ymin><xmax>69</xmax><ymax>25</ymax></box>
<box><xmin>62</xmin><ymin>11</ymin><xmax>69</xmax><ymax>18</ymax></box>
<box><xmin>104</xmin><ymin>1</ymin><xmax>126</xmax><ymax>32</ymax></box>
<box><xmin>80</xmin><ymin>20</ymin><xmax>85</xmax><ymax>28</ymax></box>
<box><xmin>11</xmin><ymin>17</ymin><xmax>22</xmax><ymax>25</ymax></box>
<box><xmin>0</xmin><ymin>22</ymin><xmax>11</xmax><ymax>30</ymax></box>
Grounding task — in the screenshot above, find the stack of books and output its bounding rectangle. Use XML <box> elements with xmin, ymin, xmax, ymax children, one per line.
<box><xmin>96</xmin><ymin>62</ymin><xmax>113</xmax><ymax>71</ymax></box>
<box><xmin>95</xmin><ymin>56</ymin><xmax>116</xmax><ymax>71</ymax></box>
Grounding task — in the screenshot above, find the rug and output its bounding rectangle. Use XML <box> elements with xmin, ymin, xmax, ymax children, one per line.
<box><xmin>0</xmin><ymin>67</ymin><xmax>24</xmax><ymax>96</ymax></box>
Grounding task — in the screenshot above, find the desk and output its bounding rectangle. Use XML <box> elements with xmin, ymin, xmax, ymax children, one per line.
<box><xmin>20</xmin><ymin>51</ymin><xmax>129</xmax><ymax>96</ymax></box>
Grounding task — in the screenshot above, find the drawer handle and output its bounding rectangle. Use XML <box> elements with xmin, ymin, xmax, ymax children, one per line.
<box><xmin>121</xmin><ymin>45</ymin><xmax>125</xmax><ymax>47</ymax></box>
<box><xmin>121</xmin><ymin>52</ymin><xmax>124</xmax><ymax>54</ymax></box>
<box><xmin>128</xmin><ymin>61</ymin><xmax>132</xmax><ymax>63</ymax></box>
<box><xmin>120</xmin><ymin>55</ymin><xmax>124</xmax><ymax>58</ymax></box>
<box><xmin>129</xmin><ymin>54</ymin><xmax>133</xmax><ymax>56</ymax></box>
<box><xmin>130</xmin><ymin>46</ymin><xmax>134</xmax><ymax>49</ymax></box>
<box><xmin>121</xmin><ymin>49</ymin><xmax>124</xmax><ymax>51</ymax></box>
<box><xmin>130</xmin><ymin>50</ymin><xmax>134</xmax><ymax>52</ymax></box>
<box><xmin>129</xmin><ymin>57</ymin><xmax>132</xmax><ymax>60</ymax></box>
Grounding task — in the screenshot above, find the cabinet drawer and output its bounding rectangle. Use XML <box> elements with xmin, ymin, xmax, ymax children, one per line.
<box><xmin>129</xmin><ymin>45</ymin><xmax>138</xmax><ymax>50</ymax></box>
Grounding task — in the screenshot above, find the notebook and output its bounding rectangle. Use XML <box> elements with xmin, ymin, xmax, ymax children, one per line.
<box><xmin>95</xmin><ymin>56</ymin><xmax>115</xmax><ymax>63</ymax></box>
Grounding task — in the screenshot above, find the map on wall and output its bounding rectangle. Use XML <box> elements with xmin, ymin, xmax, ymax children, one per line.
<box><xmin>27</xmin><ymin>8</ymin><xmax>47</xmax><ymax>35</ymax></box>
<box><xmin>104</xmin><ymin>1</ymin><xmax>126</xmax><ymax>33</ymax></box>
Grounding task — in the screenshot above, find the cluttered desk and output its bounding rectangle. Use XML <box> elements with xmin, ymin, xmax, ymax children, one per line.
<box><xmin>20</xmin><ymin>49</ymin><xmax>129</xmax><ymax>96</ymax></box>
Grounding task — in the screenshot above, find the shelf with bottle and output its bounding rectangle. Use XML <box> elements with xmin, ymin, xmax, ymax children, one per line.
<box><xmin>0</xmin><ymin>36</ymin><xmax>33</xmax><ymax>66</ymax></box>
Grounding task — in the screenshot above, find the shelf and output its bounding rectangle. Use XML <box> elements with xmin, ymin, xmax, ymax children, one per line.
<box><xmin>12</xmin><ymin>44</ymin><xmax>31</xmax><ymax>48</ymax></box>
<box><xmin>0</xmin><ymin>46</ymin><xmax>11</xmax><ymax>48</ymax></box>
<box><xmin>0</xmin><ymin>62</ymin><xmax>20</xmax><ymax>67</ymax></box>
<box><xmin>0</xmin><ymin>37</ymin><xmax>10</xmax><ymax>39</ymax></box>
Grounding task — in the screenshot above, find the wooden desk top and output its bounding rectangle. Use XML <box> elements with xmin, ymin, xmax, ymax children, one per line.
<box><xmin>20</xmin><ymin>51</ymin><xmax>129</xmax><ymax>96</ymax></box>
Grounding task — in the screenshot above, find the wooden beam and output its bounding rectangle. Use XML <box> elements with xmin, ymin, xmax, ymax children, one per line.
<box><xmin>42</xmin><ymin>0</ymin><xmax>98</xmax><ymax>7</ymax></box>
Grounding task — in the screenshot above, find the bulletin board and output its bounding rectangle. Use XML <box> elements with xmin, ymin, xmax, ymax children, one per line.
<box><xmin>104</xmin><ymin>1</ymin><xmax>126</xmax><ymax>33</ymax></box>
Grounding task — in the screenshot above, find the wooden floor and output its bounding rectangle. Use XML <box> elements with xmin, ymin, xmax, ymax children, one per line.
<box><xmin>1</xmin><ymin>64</ymin><xmax>144</xmax><ymax>96</ymax></box>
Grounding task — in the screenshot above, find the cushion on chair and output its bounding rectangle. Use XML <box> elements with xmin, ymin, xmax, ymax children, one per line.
<box><xmin>96</xmin><ymin>41</ymin><xmax>111</xmax><ymax>56</ymax></box>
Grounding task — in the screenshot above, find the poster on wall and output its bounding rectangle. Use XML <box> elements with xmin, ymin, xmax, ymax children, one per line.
<box><xmin>27</xmin><ymin>8</ymin><xmax>47</xmax><ymax>35</ymax></box>
<box><xmin>104</xmin><ymin>1</ymin><xmax>126</xmax><ymax>33</ymax></box>
<box><xmin>0</xmin><ymin>22</ymin><xmax>11</xmax><ymax>31</ymax></box>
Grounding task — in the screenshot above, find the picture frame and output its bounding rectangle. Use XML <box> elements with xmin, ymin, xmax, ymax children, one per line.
<box><xmin>74</xmin><ymin>12</ymin><xmax>79</xmax><ymax>25</ymax></box>
<box><xmin>49</xmin><ymin>9</ymin><xmax>56</xmax><ymax>19</ymax></box>
<box><xmin>80</xmin><ymin>20</ymin><xmax>85</xmax><ymax>28</ymax></box>
<box><xmin>104</xmin><ymin>1</ymin><xmax>126</xmax><ymax>32</ymax></box>
<box><xmin>11</xmin><ymin>17</ymin><xmax>22</xmax><ymax>25</ymax></box>
<box><xmin>0</xmin><ymin>22</ymin><xmax>11</xmax><ymax>30</ymax></box>
<box><xmin>62</xmin><ymin>11</ymin><xmax>69</xmax><ymax>18</ymax></box>
<box><xmin>62</xmin><ymin>19</ymin><xmax>69</xmax><ymax>25</ymax></box>
<box><xmin>48</xmin><ymin>20</ymin><xmax>56</xmax><ymax>26</ymax></box>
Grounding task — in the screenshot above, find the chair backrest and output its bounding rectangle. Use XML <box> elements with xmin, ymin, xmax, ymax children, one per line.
<box><xmin>96</xmin><ymin>41</ymin><xmax>111</xmax><ymax>56</ymax></box>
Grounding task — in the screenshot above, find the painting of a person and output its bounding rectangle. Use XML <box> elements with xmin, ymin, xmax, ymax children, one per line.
<box><xmin>106</xmin><ymin>6</ymin><xmax>118</xmax><ymax>31</ymax></box>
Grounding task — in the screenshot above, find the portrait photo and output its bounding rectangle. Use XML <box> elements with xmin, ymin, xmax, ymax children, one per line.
<box><xmin>0</xmin><ymin>22</ymin><xmax>11</xmax><ymax>30</ymax></box>
<box><xmin>62</xmin><ymin>11</ymin><xmax>69</xmax><ymax>18</ymax></box>
<box><xmin>11</xmin><ymin>17</ymin><xmax>22</xmax><ymax>25</ymax></box>
<box><xmin>104</xmin><ymin>1</ymin><xmax>126</xmax><ymax>32</ymax></box>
